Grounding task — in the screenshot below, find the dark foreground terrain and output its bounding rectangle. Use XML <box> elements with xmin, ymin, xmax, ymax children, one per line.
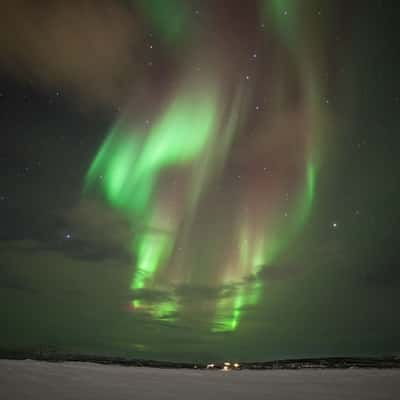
<box><xmin>1</xmin><ymin>359</ymin><xmax>400</xmax><ymax>400</ymax></box>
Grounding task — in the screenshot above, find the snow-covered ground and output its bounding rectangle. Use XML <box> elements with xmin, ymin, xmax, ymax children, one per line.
<box><xmin>1</xmin><ymin>360</ymin><xmax>399</xmax><ymax>399</ymax></box>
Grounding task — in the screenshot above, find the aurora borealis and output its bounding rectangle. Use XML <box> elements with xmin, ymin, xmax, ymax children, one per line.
<box><xmin>83</xmin><ymin>0</ymin><xmax>320</xmax><ymax>332</ymax></box>
<box><xmin>1</xmin><ymin>0</ymin><xmax>400</xmax><ymax>362</ymax></box>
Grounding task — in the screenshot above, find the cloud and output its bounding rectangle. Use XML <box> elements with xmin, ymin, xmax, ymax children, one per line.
<box><xmin>174</xmin><ymin>284</ymin><xmax>221</xmax><ymax>301</ymax></box>
<box><xmin>0</xmin><ymin>0</ymin><xmax>146</xmax><ymax>107</ymax></box>
<box><xmin>64</xmin><ymin>199</ymin><xmax>131</xmax><ymax>255</ymax></box>
<box><xmin>256</xmin><ymin>263</ymin><xmax>307</xmax><ymax>281</ymax></box>
<box><xmin>50</xmin><ymin>238</ymin><xmax>132</xmax><ymax>264</ymax></box>
<box><xmin>0</xmin><ymin>267</ymin><xmax>38</xmax><ymax>293</ymax></box>
<box><xmin>1</xmin><ymin>198</ymin><xmax>133</xmax><ymax>264</ymax></box>
<box><xmin>131</xmin><ymin>288</ymin><xmax>172</xmax><ymax>303</ymax></box>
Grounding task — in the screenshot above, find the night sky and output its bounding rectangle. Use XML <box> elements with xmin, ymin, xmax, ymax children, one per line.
<box><xmin>1</xmin><ymin>1</ymin><xmax>400</xmax><ymax>363</ymax></box>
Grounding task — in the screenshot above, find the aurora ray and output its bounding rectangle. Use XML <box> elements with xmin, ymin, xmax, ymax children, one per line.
<box><xmin>83</xmin><ymin>0</ymin><xmax>324</xmax><ymax>333</ymax></box>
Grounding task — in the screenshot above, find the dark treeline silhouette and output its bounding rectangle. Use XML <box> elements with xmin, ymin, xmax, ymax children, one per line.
<box><xmin>1</xmin><ymin>348</ymin><xmax>400</xmax><ymax>370</ymax></box>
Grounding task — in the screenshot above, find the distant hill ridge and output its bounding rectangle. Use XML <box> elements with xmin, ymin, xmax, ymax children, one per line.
<box><xmin>1</xmin><ymin>349</ymin><xmax>399</xmax><ymax>369</ymax></box>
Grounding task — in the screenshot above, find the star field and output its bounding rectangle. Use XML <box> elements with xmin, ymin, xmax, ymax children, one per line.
<box><xmin>0</xmin><ymin>0</ymin><xmax>400</xmax><ymax>362</ymax></box>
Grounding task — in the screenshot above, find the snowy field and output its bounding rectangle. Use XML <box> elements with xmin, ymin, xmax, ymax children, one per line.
<box><xmin>1</xmin><ymin>360</ymin><xmax>399</xmax><ymax>400</ymax></box>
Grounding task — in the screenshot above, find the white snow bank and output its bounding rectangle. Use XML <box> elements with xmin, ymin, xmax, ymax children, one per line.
<box><xmin>0</xmin><ymin>360</ymin><xmax>399</xmax><ymax>399</ymax></box>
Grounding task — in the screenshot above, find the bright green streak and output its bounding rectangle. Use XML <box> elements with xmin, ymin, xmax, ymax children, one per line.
<box><xmin>85</xmin><ymin>89</ymin><xmax>217</xmax><ymax>213</ymax></box>
<box><xmin>212</xmin><ymin>289</ymin><xmax>243</xmax><ymax>333</ymax></box>
<box><xmin>145</xmin><ymin>92</ymin><xmax>217</xmax><ymax>166</ymax></box>
<box><xmin>151</xmin><ymin>299</ymin><xmax>178</xmax><ymax>321</ymax></box>
<box><xmin>104</xmin><ymin>136</ymin><xmax>140</xmax><ymax>207</ymax></box>
<box><xmin>213</xmin><ymin>159</ymin><xmax>317</xmax><ymax>332</ymax></box>
<box><xmin>129</xmin><ymin>91</ymin><xmax>217</xmax><ymax>292</ymax></box>
<box><xmin>84</xmin><ymin>0</ymin><xmax>322</xmax><ymax>332</ymax></box>
<box><xmin>131</xmin><ymin>297</ymin><xmax>178</xmax><ymax>322</ymax></box>
<box><xmin>213</xmin><ymin>282</ymin><xmax>262</xmax><ymax>333</ymax></box>
<box><xmin>229</xmin><ymin>290</ymin><xmax>244</xmax><ymax>331</ymax></box>
<box><xmin>130</xmin><ymin>233</ymin><xmax>173</xmax><ymax>290</ymax></box>
<box><xmin>85</xmin><ymin>85</ymin><xmax>219</xmax><ymax>322</ymax></box>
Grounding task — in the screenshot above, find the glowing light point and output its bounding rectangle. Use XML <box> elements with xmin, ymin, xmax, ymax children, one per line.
<box><xmin>224</xmin><ymin>362</ymin><xmax>231</xmax><ymax>367</ymax></box>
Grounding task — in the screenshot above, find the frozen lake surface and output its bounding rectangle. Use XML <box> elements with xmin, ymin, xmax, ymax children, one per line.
<box><xmin>1</xmin><ymin>359</ymin><xmax>399</xmax><ymax>399</ymax></box>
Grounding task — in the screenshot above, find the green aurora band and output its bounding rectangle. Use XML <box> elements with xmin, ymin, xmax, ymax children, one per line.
<box><xmin>84</xmin><ymin>0</ymin><xmax>323</xmax><ymax>333</ymax></box>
